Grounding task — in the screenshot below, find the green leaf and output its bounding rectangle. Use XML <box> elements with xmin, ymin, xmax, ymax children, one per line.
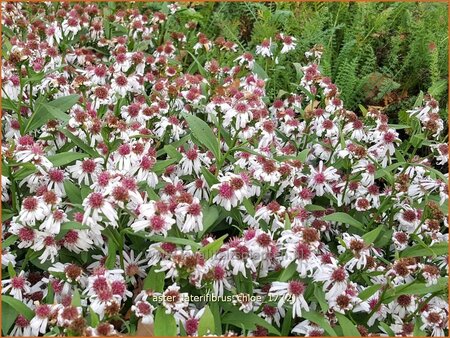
<box><xmin>200</xmin><ymin>166</ymin><xmax>219</xmax><ymax>187</ymax></box>
<box><xmin>304</xmin><ymin>204</ymin><xmax>326</xmax><ymax>212</ymax></box>
<box><xmin>302</xmin><ymin>310</ymin><xmax>337</xmax><ymax>336</ymax></box>
<box><xmin>362</xmin><ymin>225</ymin><xmax>384</xmax><ymax>245</ymax></box>
<box><xmin>197</xmin><ymin>305</ymin><xmax>215</xmax><ymax>336</ymax></box>
<box><xmin>242</xmin><ymin>198</ymin><xmax>255</xmax><ymax>216</ymax></box>
<box><xmin>163</xmin><ymin>144</ymin><xmax>182</xmax><ymax>161</ymax></box>
<box><xmin>221</xmin><ymin>310</ymin><xmax>281</xmax><ymax>335</ymax></box>
<box><xmin>59</xmin><ymin>129</ymin><xmax>101</xmax><ymax>158</ymax></box>
<box><xmin>2</xmin><ymin>295</ymin><xmax>34</xmax><ymax>320</ymax></box>
<box><xmin>64</xmin><ymin>181</ymin><xmax>83</xmax><ymax>204</ymax></box>
<box><xmin>71</xmin><ymin>288</ymin><xmax>81</xmax><ymax>307</ymax></box>
<box><xmin>7</xmin><ymin>262</ymin><xmax>15</xmax><ymax>278</ymax></box>
<box><xmin>148</xmin><ymin>235</ymin><xmax>201</xmax><ymax>249</ymax></box>
<box><xmin>186</xmin><ymin>51</ymin><xmax>208</xmax><ymax>78</ymax></box>
<box><xmin>322</xmin><ymin>212</ymin><xmax>364</xmax><ymax>230</ymax></box>
<box><xmin>60</xmin><ymin>222</ymin><xmax>90</xmax><ymax>232</ymax></box>
<box><xmin>379</xmin><ymin>322</ymin><xmax>395</xmax><ymax>336</ymax></box>
<box><xmin>153</xmin><ymin>158</ymin><xmax>178</xmax><ymax>173</ymax></box>
<box><xmin>413</xmin><ymin>91</ymin><xmax>424</xmax><ymax>108</ymax></box>
<box><xmin>1</xmin><ymin>209</ymin><xmax>15</xmax><ymax>222</ymax></box>
<box><xmin>358</xmin><ymin>284</ymin><xmax>382</xmax><ymax>301</ymax></box>
<box><xmin>200</xmin><ymin>205</ymin><xmax>219</xmax><ymax>236</ymax></box>
<box><xmin>253</xmin><ymin>62</ymin><xmax>269</xmax><ymax>80</ymax></box>
<box><xmin>297</xmin><ymin>148</ymin><xmax>310</xmax><ymax>162</ymax></box>
<box><xmin>105</xmin><ymin>238</ymin><xmax>118</xmax><ymax>269</ymax></box>
<box><xmin>182</xmin><ymin>113</ymin><xmax>220</xmax><ymax>160</ymax></box>
<box><xmin>279</xmin><ymin>261</ymin><xmax>297</xmax><ymax>282</ymax></box>
<box><xmin>48</xmin><ymin>152</ymin><xmax>87</xmax><ymax>167</ymax></box>
<box><xmin>2</xmin><ymin>301</ymin><xmax>17</xmax><ymax>335</ymax></box>
<box><xmin>281</xmin><ymin>308</ymin><xmax>293</xmax><ymax>336</ymax></box>
<box><xmin>89</xmin><ymin>307</ymin><xmax>99</xmax><ymax>327</ymax></box>
<box><xmin>383</xmin><ymin>277</ymin><xmax>447</xmax><ymax>302</ymax></box>
<box><xmin>209</xmin><ymin>302</ymin><xmax>222</xmax><ymax>335</ymax></box>
<box><xmin>413</xmin><ymin>317</ymin><xmax>427</xmax><ymax>336</ymax></box>
<box><xmin>400</xmin><ymin>241</ymin><xmax>448</xmax><ymax>258</ymax></box>
<box><xmin>314</xmin><ymin>284</ymin><xmax>329</xmax><ymax>312</ymax></box>
<box><xmin>3</xmin><ymin>235</ymin><xmax>17</xmax><ymax>248</ymax></box>
<box><xmin>2</xmin><ymin>97</ymin><xmax>17</xmax><ymax>112</ymax></box>
<box><xmin>154</xmin><ymin>307</ymin><xmax>177</xmax><ymax>336</ymax></box>
<box><xmin>335</xmin><ymin>312</ymin><xmax>360</xmax><ymax>336</ymax></box>
<box><xmin>25</xmin><ymin>94</ymin><xmax>80</xmax><ymax>132</ymax></box>
<box><xmin>143</xmin><ymin>266</ymin><xmax>165</xmax><ymax>292</ymax></box>
<box><xmin>200</xmin><ymin>234</ymin><xmax>227</xmax><ymax>259</ymax></box>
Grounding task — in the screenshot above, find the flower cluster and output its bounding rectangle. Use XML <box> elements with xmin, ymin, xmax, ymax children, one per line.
<box><xmin>1</xmin><ymin>2</ymin><xmax>448</xmax><ymax>337</ymax></box>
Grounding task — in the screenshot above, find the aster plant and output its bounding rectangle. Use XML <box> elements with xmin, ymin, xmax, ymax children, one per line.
<box><xmin>1</xmin><ymin>2</ymin><xmax>448</xmax><ymax>337</ymax></box>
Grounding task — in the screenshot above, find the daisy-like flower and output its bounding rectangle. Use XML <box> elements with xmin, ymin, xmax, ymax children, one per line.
<box><xmin>179</xmin><ymin>147</ymin><xmax>204</xmax><ymax>176</ymax></box>
<box><xmin>175</xmin><ymin>198</ymin><xmax>203</xmax><ymax>233</ymax></box>
<box><xmin>111</xmin><ymin>73</ymin><xmax>140</xmax><ymax>97</ymax></box>
<box><xmin>280</xmin><ymin>34</ymin><xmax>297</xmax><ymax>54</ymax></box>
<box><xmin>1</xmin><ymin>271</ymin><xmax>31</xmax><ymax>301</ymax></box>
<box><xmin>132</xmin><ymin>301</ymin><xmax>155</xmax><ymax>324</ymax></box>
<box><xmin>39</xmin><ymin>209</ymin><xmax>67</xmax><ymax>234</ymax></box>
<box><xmin>67</xmin><ymin>158</ymin><xmax>103</xmax><ymax>185</ymax></box>
<box><xmin>32</xmin><ymin>233</ymin><xmax>60</xmax><ymax>263</ymax></box>
<box><xmin>208</xmin><ymin>265</ymin><xmax>232</xmax><ymax>297</ymax></box>
<box><xmin>30</xmin><ymin>304</ymin><xmax>53</xmax><ymax>336</ymax></box>
<box><xmin>186</xmin><ymin>176</ymin><xmax>209</xmax><ymax>200</ymax></box>
<box><xmin>256</xmin><ymin>38</ymin><xmax>274</xmax><ymax>58</ymax></box>
<box><xmin>269</xmin><ymin>281</ymin><xmax>309</xmax><ymax>318</ymax></box>
<box><xmin>131</xmin><ymin>207</ymin><xmax>175</xmax><ymax>237</ymax></box>
<box><xmin>308</xmin><ymin>161</ymin><xmax>340</xmax><ymax>196</ymax></box>
<box><xmin>162</xmin><ymin>283</ymin><xmax>189</xmax><ymax>314</ymax></box>
<box><xmin>82</xmin><ymin>192</ymin><xmax>118</xmax><ymax>227</ymax></box>
<box><xmin>420</xmin><ymin>307</ymin><xmax>447</xmax><ymax>337</ymax></box>
<box><xmin>123</xmin><ymin>250</ymin><xmax>147</xmax><ymax>286</ymax></box>
<box><xmin>18</xmin><ymin>196</ymin><xmax>50</xmax><ymax>225</ymax></box>
<box><xmin>10</xmin><ymin>315</ymin><xmax>32</xmax><ymax>336</ymax></box>
<box><xmin>211</xmin><ymin>181</ymin><xmax>239</xmax><ymax>211</ymax></box>
<box><xmin>313</xmin><ymin>265</ymin><xmax>349</xmax><ymax>300</ymax></box>
<box><xmin>178</xmin><ymin>307</ymin><xmax>206</xmax><ymax>336</ymax></box>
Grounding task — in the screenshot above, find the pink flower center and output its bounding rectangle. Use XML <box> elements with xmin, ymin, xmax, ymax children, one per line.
<box><xmin>23</xmin><ymin>197</ymin><xmax>38</xmax><ymax>211</ymax></box>
<box><xmin>81</xmin><ymin>159</ymin><xmax>97</xmax><ymax>173</ymax></box>
<box><xmin>218</xmin><ymin>183</ymin><xmax>233</xmax><ymax>199</ymax></box>
<box><xmin>288</xmin><ymin>280</ymin><xmax>305</xmax><ymax>296</ymax></box>
<box><xmin>88</xmin><ymin>192</ymin><xmax>104</xmax><ymax>208</ymax></box>
<box><xmin>188</xmin><ymin>203</ymin><xmax>202</xmax><ymax>216</ymax></box>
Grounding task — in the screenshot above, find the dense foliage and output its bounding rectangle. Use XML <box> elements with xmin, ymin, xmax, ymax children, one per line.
<box><xmin>1</xmin><ymin>2</ymin><xmax>448</xmax><ymax>337</ymax></box>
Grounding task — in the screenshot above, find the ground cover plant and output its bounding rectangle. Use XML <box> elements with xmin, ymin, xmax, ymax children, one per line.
<box><xmin>1</xmin><ymin>1</ymin><xmax>448</xmax><ymax>337</ymax></box>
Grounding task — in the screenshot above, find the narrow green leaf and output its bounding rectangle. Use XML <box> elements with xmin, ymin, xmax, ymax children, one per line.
<box><xmin>143</xmin><ymin>266</ymin><xmax>165</xmax><ymax>292</ymax></box>
<box><xmin>362</xmin><ymin>225</ymin><xmax>384</xmax><ymax>245</ymax></box>
<box><xmin>335</xmin><ymin>312</ymin><xmax>360</xmax><ymax>336</ymax></box>
<box><xmin>302</xmin><ymin>310</ymin><xmax>337</xmax><ymax>336</ymax></box>
<box><xmin>279</xmin><ymin>261</ymin><xmax>297</xmax><ymax>282</ymax></box>
<box><xmin>200</xmin><ymin>205</ymin><xmax>219</xmax><ymax>236</ymax></box>
<box><xmin>200</xmin><ymin>234</ymin><xmax>227</xmax><ymax>259</ymax></box>
<box><xmin>3</xmin><ymin>235</ymin><xmax>18</xmax><ymax>248</ymax></box>
<box><xmin>221</xmin><ymin>310</ymin><xmax>281</xmax><ymax>335</ymax></box>
<box><xmin>147</xmin><ymin>235</ymin><xmax>201</xmax><ymax>249</ymax></box>
<box><xmin>400</xmin><ymin>242</ymin><xmax>448</xmax><ymax>258</ymax></box>
<box><xmin>314</xmin><ymin>284</ymin><xmax>329</xmax><ymax>312</ymax></box>
<box><xmin>358</xmin><ymin>284</ymin><xmax>382</xmax><ymax>301</ymax></box>
<box><xmin>2</xmin><ymin>295</ymin><xmax>34</xmax><ymax>319</ymax></box>
<box><xmin>197</xmin><ymin>305</ymin><xmax>215</xmax><ymax>336</ymax></box>
<box><xmin>183</xmin><ymin>113</ymin><xmax>220</xmax><ymax>160</ymax></box>
<box><xmin>322</xmin><ymin>212</ymin><xmax>364</xmax><ymax>230</ymax></box>
<box><xmin>59</xmin><ymin>129</ymin><xmax>101</xmax><ymax>158</ymax></box>
<box><xmin>64</xmin><ymin>181</ymin><xmax>83</xmax><ymax>204</ymax></box>
<box><xmin>48</xmin><ymin>152</ymin><xmax>87</xmax><ymax>167</ymax></box>
<box><xmin>154</xmin><ymin>307</ymin><xmax>177</xmax><ymax>336</ymax></box>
